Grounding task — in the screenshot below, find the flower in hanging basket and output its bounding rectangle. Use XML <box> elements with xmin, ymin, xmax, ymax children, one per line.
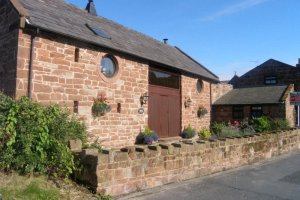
<box><xmin>181</xmin><ymin>124</ymin><xmax>196</xmax><ymax>139</ymax></box>
<box><xmin>92</xmin><ymin>94</ymin><xmax>111</xmax><ymax>117</ymax></box>
<box><xmin>197</xmin><ymin>105</ymin><xmax>208</xmax><ymax>118</ymax></box>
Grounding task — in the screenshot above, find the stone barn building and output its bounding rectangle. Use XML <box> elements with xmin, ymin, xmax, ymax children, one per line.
<box><xmin>213</xmin><ymin>85</ymin><xmax>295</xmax><ymax>126</ymax></box>
<box><xmin>212</xmin><ymin>59</ymin><xmax>299</xmax><ymax>126</ymax></box>
<box><xmin>0</xmin><ymin>0</ymin><xmax>219</xmax><ymax>147</ymax></box>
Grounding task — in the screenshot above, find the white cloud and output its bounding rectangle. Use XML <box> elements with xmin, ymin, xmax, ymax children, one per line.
<box><xmin>201</xmin><ymin>0</ymin><xmax>271</xmax><ymax>21</ymax></box>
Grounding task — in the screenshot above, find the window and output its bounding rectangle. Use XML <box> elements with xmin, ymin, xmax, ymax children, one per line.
<box><xmin>86</xmin><ymin>24</ymin><xmax>111</xmax><ymax>39</ymax></box>
<box><xmin>264</xmin><ymin>76</ymin><xmax>277</xmax><ymax>85</ymax></box>
<box><xmin>74</xmin><ymin>48</ymin><xmax>80</xmax><ymax>62</ymax></box>
<box><xmin>232</xmin><ymin>106</ymin><xmax>244</xmax><ymax>119</ymax></box>
<box><xmin>197</xmin><ymin>79</ymin><xmax>203</xmax><ymax>93</ymax></box>
<box><xmin>251</xmin><ymin>106</ymin><xmax>262</xmax><ymax>118</ymax></box>
<box><xmin>149</xmin><ymin>69</ymin><xmax>180</xmax><ymax>89</ymax></box>
<box><xmin>100</xmin><ymin>55</ymin><xmax>118</xmax><ymax>78</ymax></box>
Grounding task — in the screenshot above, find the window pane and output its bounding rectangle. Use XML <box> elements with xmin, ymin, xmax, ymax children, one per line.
<box><xmin>100</xmin><ymin>57</ymin><xmax>116</xmax><ymax>78</ymax></box>
<box><xmin>264</xmin><ymin>76</ymin><xmax>277</xmax><ymax>85</ymax></box>
<box><xmin>149</xmin><ymin>69</ymin><xmax>179</xmax><ymax>89</ymax></box>
<box><xmin>233</xmin><ymin>106</ymin><xmax>243</xmax><ymax>119</ymax></box>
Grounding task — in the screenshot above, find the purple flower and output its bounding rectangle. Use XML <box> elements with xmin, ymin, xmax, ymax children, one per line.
<box><xmin>144</xmin><ymin>136</ymin><xmax>153</xmax><ymax>144</ymax></box>
<box><xmin>151</xmin><ymin>133</ymin><xmax>159</xmax><ymax>142</ymax></box>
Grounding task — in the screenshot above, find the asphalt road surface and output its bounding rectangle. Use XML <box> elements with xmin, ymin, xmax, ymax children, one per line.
<box><xmin>118</xmin><ymin>150</ymin><xmax>300</xmax><ymax>200</ymax></box>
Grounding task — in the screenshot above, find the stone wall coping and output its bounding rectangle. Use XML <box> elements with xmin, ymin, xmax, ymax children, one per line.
<box><xmin>72</xmin><ymin>128</ymin><xmax>300</xmax><ymax>158</ymax></box>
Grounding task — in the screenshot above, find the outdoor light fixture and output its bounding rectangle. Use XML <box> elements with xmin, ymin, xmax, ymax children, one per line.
<box><xmin>184</xmin><ymin>97</ymin><xmax>192</xmax><ymax>108</ymax></box>
<box><xmin>140</xmin><ymin>92</ymin><xmax>149</xmax><ymax>107</ymax></box>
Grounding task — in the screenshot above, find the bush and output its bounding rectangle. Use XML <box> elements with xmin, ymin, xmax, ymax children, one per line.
<box><xmin>181</xmin><ymin>124</ymin><xmax>196</xmax><ymax>139</ymax></box>
<box><xmin>198</xmin><ymin>127</ymin><xmax>211</xmax><ymax>140</ymax></box>
<box><xmin>0</xmin><ymin>93</ymin><xmax>87</xmax><ymax>178</ymax></box>
<box><xmin>252</xmin><ymin>116</ymin><xmax>271</xmax><ymax>132</ymax></box>
<box><xmin>210</xmin><ymin>122</ymin><xmax>225</xmax><ymax>136</ymax></box>
<box><xmin>219</xmin><ymin>126</ymin><xmax>241</xmax><ymax>137</ymax></box>
<box><xmin>270</xmin><ymin>118</ymin><xmax>290</xmax><ymax>131</ymax></box>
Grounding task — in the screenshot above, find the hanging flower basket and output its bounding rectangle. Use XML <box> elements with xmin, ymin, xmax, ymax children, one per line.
<box><xmin>92</xmin><ymin>94</ymin><xmax>111</xmax><ymax>117</ymax></box>
<box><xmin>197</xmin><ymin>106</ymin><xmax>208</xmax><ymax>118</ymax></box>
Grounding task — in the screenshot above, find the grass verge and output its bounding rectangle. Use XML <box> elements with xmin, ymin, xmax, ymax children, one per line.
<box><xmin>0</xmin><ymin>172</ymin><xmax>112</xmax><ymax>200</ymax></box>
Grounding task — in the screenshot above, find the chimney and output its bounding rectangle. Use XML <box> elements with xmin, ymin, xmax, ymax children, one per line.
<box><xmin>86</xmin><ymin>0</ymin><xmax>97</xmax><ymax>16</ymax></box>
<box><xmin>297</xmin><ymin>58</ymin><xmax>300</xmax><ymax>67</ymax></box>
<box><xmin>163</xmin><ymin>38</ymin><xmax>168</xmax><ymax>44</ymax></box>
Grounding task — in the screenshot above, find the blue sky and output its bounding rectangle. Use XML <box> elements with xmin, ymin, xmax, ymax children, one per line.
<box><xmin>65</xmin><ymin>0</ymin><xmax>300</xmax><ymax>80</ymax></box>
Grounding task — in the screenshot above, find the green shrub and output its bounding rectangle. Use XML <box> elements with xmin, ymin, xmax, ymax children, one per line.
<box><xmin>270</xmin><ymin>118</ymin><xmax>290</xmax><ymax>131</ymax></box>
<box><xmin>219</xmin><ymin>126</ymin><xmax>241</xmax><ymax>137</ymax></box>
<box><xmin>210</xmin><ymin>122</ymin><xmax>225</xmax><ymax>136</ymax></box>
<box><xmin>252</xmin><ymin>116</ymin><xmax>271</xmax><ymax>132</ymax></box>
<box><xmin>198</xmin><ymin>127</ymin><xmax>211</xmax><ymax>140</ymax></box>
<box><xmin>0</xmin><ymin>93</ymin><xmax>87</xmax><ymax>178</ymax></box>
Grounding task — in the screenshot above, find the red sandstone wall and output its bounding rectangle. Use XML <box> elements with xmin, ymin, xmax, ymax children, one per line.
<box><xmin>0</xmin><ymin>0</ymin><xmax>19</xmax><ymax>97</ymax></box>
<box><xmin>211</xmin><ymin>82</ymin><xmax>233</xmax><ymax>103</ymax></box>
<box><xmin>181</xmin><ymin>76</ymin><xmax>211</xmax><ymax>131</ymax></box>
<box><xmin>75</xmin><ymin>129</ymin><xmax>300</xmax><ymax>196</ymax></box>
<box><xmin>16</xmin><ymin>30</ymin><xmax>214</xmax><ymax>147</ymax></box>
<box><xmin>16</xmin><ymin>30</ymin><xmax>149</xmax><ymax>148</ymax></box>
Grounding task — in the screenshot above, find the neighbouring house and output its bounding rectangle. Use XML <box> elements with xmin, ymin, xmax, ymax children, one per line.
<box><xmin>231</xmin><ymin>59</ymin><xmax>300</xmax><ymax>90</ymax></box>
<box><xmin>0</xmin><ymin>0</ymin><xmax>219</xmax><ymax>148</ymax></box>
<box><xmin>212</xmin><ymin>85</ymin><xmax>295</xmax><ymax>126</ymax></box>
<box><xmin>212</xmin><ymin>58</ymin><xmax>300</xmax><ymax>126</ymax></box>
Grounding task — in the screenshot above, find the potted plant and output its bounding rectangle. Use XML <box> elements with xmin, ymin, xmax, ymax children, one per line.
<box><xmin>198</xmin><ymin>127</ymin><xmax>212</xmax><ymax>140</ymax></box>
<box><xmin>181</xmin><ymin>124</ymin><xmax>196</xmax><ymax>139</ymax></box>
<box><xmin>197</xmin><ymin>105</ymin><xmax>208</xmax><ymax>118</ymax></box>
<box><xmin>136</xmin><ymin>127</ymin><xmax>159</xmax><ymax>145</ymax></box>
<box><xmin>92</xmin><ymin>94</ymin><xmax>111</xmax><ymax>117</ymax></box>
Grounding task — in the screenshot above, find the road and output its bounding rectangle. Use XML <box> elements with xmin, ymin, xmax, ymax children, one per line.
<box><xmin>118</xmin><ymin>151</ymin><xmax>300</xmax><ymax>200</ymax></box>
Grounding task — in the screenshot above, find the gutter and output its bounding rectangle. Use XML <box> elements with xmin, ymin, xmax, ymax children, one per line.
<box><xmin>25</xmin><ymin>18</ymin><xmax>39</xmax><ymax>98</ymax></box>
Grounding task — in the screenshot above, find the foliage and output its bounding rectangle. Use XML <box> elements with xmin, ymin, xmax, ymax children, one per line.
<box><xmin>136</xmin><ymin>127</ymin><xmax>159</xmax><ymax>145</ymax></box>
<box><xmin>218</xmin><ymin>126</ymin><xmax>242</xmax><ymax>138</ymax></box>
<box><xmin>197</xmin><ymin>105</ymin><xmax>208</xmax><ymax>118</ymax></box>
<box><xmin>97</xmin><ymin>193</ymin><xmax>114</xmax><ymax>200</ymax></box>
<box><xmin>198</xmin><ymin>127</ymin><xmax>211</xmax><ymax>140</ymax></box>
<box><xmin>210</xmin><ymin>122</ymin><xmax>225</xmax><ymax>136</ymax></box>
<box><xmin>270</xmin><ymin>118</ymin><xmax>290</xmax><ymax>131</ymax></box>
<box><xmin>0</xmin><ymin>93</ymin><xmax>87</xmax><ymax>178</ymax></box>
<box><xmin>252</xmin><ymin>116</ymin><xmax>272</xmax><ymax>132</ymax></box>
<box><xmin>181</xmin><ymin>124</ymin><xmax>196</xmax><ymax>139</ymax></box>
<box><xmin>84</xmin><ymin>137</ymin><xmax>102</xmax><ymax>153</ymax></box>
<box><xmin>92</xmin><ymin>94</ymin><xmax>111</xmax><ymax>117</ymax></box>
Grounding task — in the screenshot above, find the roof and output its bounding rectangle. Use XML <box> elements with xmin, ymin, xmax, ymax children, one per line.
<box><xmin>213</xmin><ymin>85</ymin><xmax>289</xmax><ymax>105</ymax></box>
<box><xmin>239</xmin><ymin>59</ymin><xmax>295</xmax><ymax>80</ymax></box>
<box><xmin>228</xmin><ymin>74</ymin><xmax>239</xmax><ymax>85</ymax></box>
<box><xmin>11</xmin><ymin>0</ymin><xmax>219</xmax><ymax>82</ymax></box>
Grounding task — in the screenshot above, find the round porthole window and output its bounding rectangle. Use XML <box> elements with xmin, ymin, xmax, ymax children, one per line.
<box><xmin>197</xmin><ymin>79</ymin><xmax>203</xmax><ymax>93</ymax></box>
<box><xmin>100</xmin><ymin>56</ymin><xmax>118</xmax><ymax>78</ymax></box>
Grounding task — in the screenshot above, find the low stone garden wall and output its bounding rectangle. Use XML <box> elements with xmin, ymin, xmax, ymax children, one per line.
<box><xmin>73</xmin><ymin>129</ymin><xmax>300</xmax><ymax>197</ymax></box>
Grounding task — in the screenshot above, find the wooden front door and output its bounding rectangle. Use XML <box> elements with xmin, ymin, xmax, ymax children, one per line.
<box><xmin>148</xmin><ymin>68</ymin><xmax>181</xmax><ymax>138</ymax></box>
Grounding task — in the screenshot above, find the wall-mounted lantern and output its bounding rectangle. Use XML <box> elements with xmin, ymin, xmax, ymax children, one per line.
<box><xmin>184</xmin><ymin>97</ymin><xmax>192</xmax><ymax>108</ymax></box>
<box><xmin>140</xmin><ymin>92</ymin><xmax>149</xmax><ymax>107</ymax></box>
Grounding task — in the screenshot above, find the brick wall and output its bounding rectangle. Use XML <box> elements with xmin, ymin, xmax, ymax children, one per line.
<box><xmin>0</xmin><ymin>0</ymin><xmax>19</xmax><ymax>96</ymax></box>
<box><xmin>181</xmin><ymin>76</ymin><xmax>211</xmax><ymax>131</ymax></box>
<box><xmin>213</xmin><ymin>104</ymin><xmax>292</xmax><ymax>124</ymax></box>
<box><xmin>15</xmin><ymin>30</ymin><xmax>215</xmax><ymax>148</ymax></box>
<box><xmin>16</xmin><ymin>30</ymin><xmax>149</xmax><ymax>148</ymax></box>
<box><xmin>235</xmin><ymin>63</ymin><xmax>300</xmax><ymax>91</ymax></box>
<box><xmin>74</xmin><ymin>128</ymin><xmax>300</xmax><ymax>196</ymax></box>
<box><xmin>211</xmin><ymin>82</ymin><xmax>233</xmax><ymax>103</ymax></box>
